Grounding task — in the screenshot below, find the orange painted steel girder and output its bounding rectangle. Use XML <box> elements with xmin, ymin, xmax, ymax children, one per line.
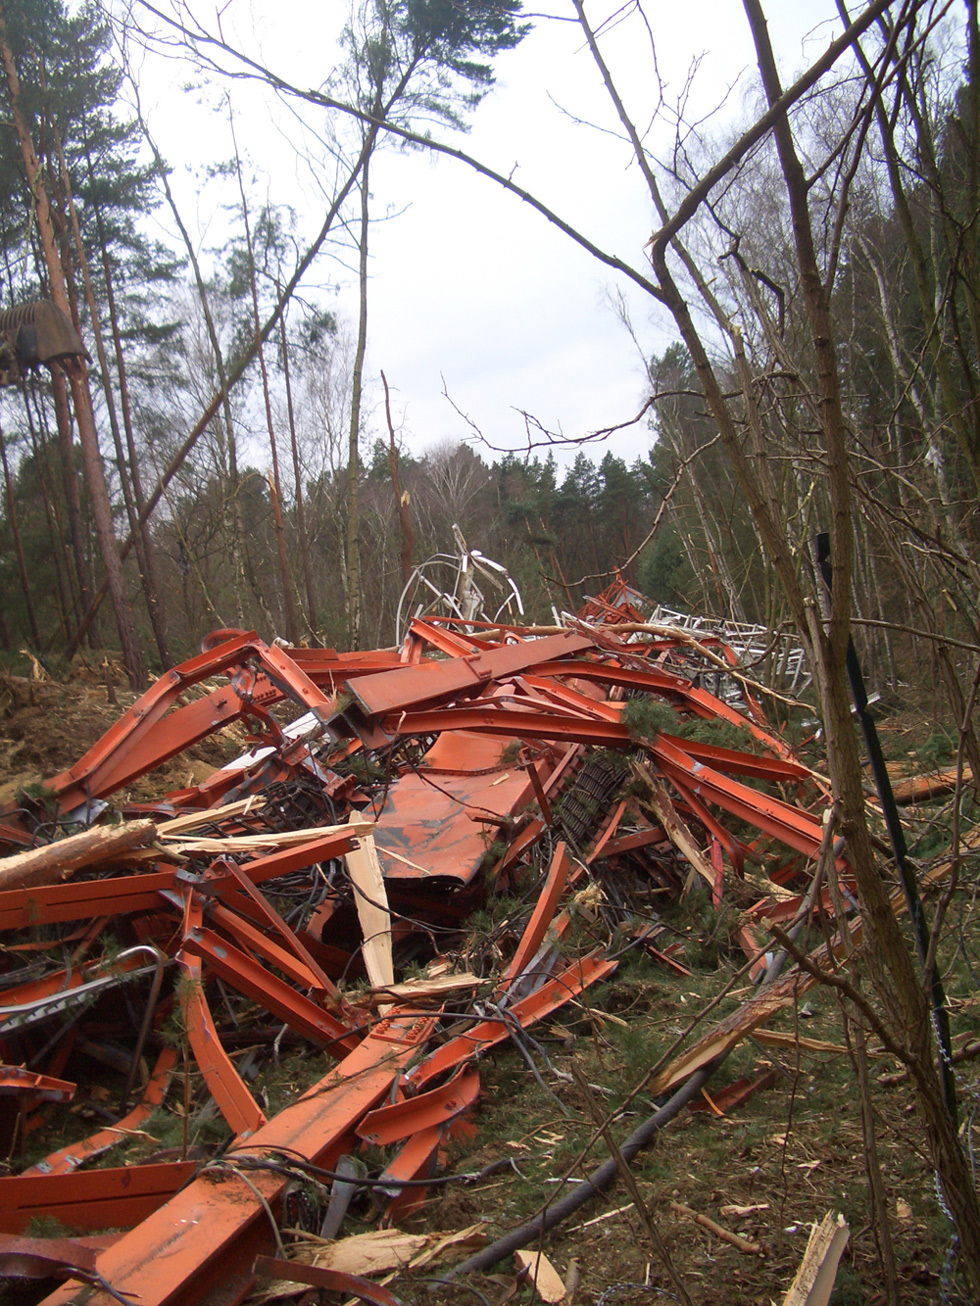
<box><xmin>356</xmin><ymin>1064</ymin><xmax>481</xmax><ymax>1147</ymax></box>
<box><xmin>177</xmin><ymin>891</ymin><xmax>266</xmax><ymax>1140</ymax></box>
<box><xmin>181</xmin><ymin>925</ymin><xmax>358</xmax><ymax>1053</ymax></box>
<box><xmin>341</xmin><ymin>629</ymin><xmax>595</xmax><ymax>719</ymax></box>
<box><xmin>38</xmin><ymin>1009</ymin><xmax>438</xmax><ymax>1306</ymax></box>
<box><xmin>39</xmin><ymin>633</ymin><xmax>405</xmax><ymax>815</ymax></box>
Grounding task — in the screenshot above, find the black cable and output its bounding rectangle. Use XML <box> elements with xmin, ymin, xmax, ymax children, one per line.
<box><xmin>223</xmin><ymin>1144</ymin><xmax>518</xmax><ymax>1190</ymax></box>
<box><xmin>443</xmin><ymin>1060</ymin><xmax>722</xmax><ymax>1280</ymax></box>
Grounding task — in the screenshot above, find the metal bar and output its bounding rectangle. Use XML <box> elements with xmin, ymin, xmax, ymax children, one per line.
<box><xmin>43</xmin><ymin>632</ymin><xmax>262</xmax><ymax>808</ymax></box>
<box><xmin>51</xmin><ymin>688</ymin><xmax>250</xmax><ymax>812</ymax></box>
<box><xmin>177</xmin><ymin>892</ymin><xmax>267</xmax><ymax>1141</ymax></box>
<box><xmin>344</xmin><ymin>630</ymin><xmax>595</xmax><ymax>719</ymax></box>
<box><xmin>23</xmin><ymin>1047</ymin><xmax>177</xmax><ymax>1176</ymax></box>
<box><xmin>252</xmin><ymin>1255</ymin><xmax>401</xmax><ymax>1306</ymax></box>
<box><xmin>375</xmin><ymin>1124</ymin><xmax>441</xmax><ymax>1222</ymax></box>
<box><xmin>182</xmin><ymin>926</ymin><xmax>359</xmax><ymax>1054</ymax></box>
<box><xmin>0</xmin><ymin>1067</ymin><xmax>75</xmax><ymax>1102</ymax></box>
<box><xmin>207</xmin><ymin>902</ymin><xmax>334</xmax><ymax>1000</ymax></box>
<box><xmin>651</xmin><ymin>735</ymin><xmax>826</xmax><ymax>857</ymax></box>
<box><xmin>219</xmin><ymin>859</ymin><xmax>343</xmax><ymax>1001</ymax></box>
<box><xmin>0</xmin><ymin>871</ymin><xmax>176</xmax><ymax>931</ymax></box>
<box><xmin>181</xmin><ymin>966</ymin><xmax>266</xmax><ymax>1138</ymax></box>
<box><xmin>356</xmin><ymin>1065</ymin><xmax>480</xmax><ymax>1146</ymax></box>
<box><xmin>409</xmin><ymin>953</ymin><xmax>617</xmax><ymax>1091</ymax></box>
<box><xmin>502</xmin><ymin>842</ymin><xmax>571</xmax><ymax>986</ymax></box>
<box><xmin>380</xmin><ymin>705</ymin><xmax>631</xmax><ymax>747</ymax></box>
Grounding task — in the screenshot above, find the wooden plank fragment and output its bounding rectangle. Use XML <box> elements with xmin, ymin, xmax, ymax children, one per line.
<box><xmin>154</xmin><ymin>797</ymin><xmax>266</xmax><ymax>835</ymax></box>
<box><xmin>632</xmin><ymin>763</ymin><xmax>716</xmax><ymax>892</ymax></box>
<box><xmin>345</xmin><ymin>822</ymin><xmax>394</xmax><ymax>990</ymax></box>
<box><xmin>515</xmin><ymin>1249</ymin><xmax>567</xmax><ymax>1302</ymax></box>
<box><xmin>781</xmin><ymin>1211</ymin><xmax>849</xmax><ymax>1306</ymax></box>
<box><xmin>161</xmin><ymin>819</ymin><xmax>374</xmax><ymax>854</ymax></box>
<box><xmin>351</xmin><ymin>972</ymin><xmax>483</xmax><ymax>1008</ymax></box>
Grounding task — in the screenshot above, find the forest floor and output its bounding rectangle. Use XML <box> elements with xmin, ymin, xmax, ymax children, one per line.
<box><xmin>1</xmin><ymin>667</ymin><xmax>979</xmax><ymax>1305</ymax></box>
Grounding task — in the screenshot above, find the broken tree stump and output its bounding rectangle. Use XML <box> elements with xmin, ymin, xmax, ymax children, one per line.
<box><xmin>0</xmin><ymin>819</ymin><xmax>158</xmax><ymax>891</ymax></box>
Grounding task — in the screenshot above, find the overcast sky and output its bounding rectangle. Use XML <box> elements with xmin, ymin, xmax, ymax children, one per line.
<box><xmin>132</xmin><ymin>1</ymin><xmax>845</xmax><ymax>470</ymax></box>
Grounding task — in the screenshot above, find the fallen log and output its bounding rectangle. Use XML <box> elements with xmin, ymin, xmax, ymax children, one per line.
<box><xmin>891</xmin><ymin>765</ymin><xmax>973</xmax><ymax>805</ymax></box>
<box><xmin>0</xmin><ymin>820</ymin><xmax>158</xmax><ymax>891</ymax></box>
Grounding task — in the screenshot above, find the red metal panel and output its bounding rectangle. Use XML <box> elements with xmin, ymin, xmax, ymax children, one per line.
<box><xmin>345</xmin><ymin>630</ymin><xmax>595</xmax><ymax>719</ymax></box>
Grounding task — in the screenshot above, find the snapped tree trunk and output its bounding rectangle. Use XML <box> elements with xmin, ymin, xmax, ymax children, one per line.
<box><xmin>0</xmin><ymin>3</ymin><xmax>146</xmax><ymax>690</ymax></box>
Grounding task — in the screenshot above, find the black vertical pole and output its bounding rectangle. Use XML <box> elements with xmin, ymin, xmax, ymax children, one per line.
<box><xmin>815</xmin><ymin>532</ymin><xmax>956</xmax><ymax>1120</ymax></box>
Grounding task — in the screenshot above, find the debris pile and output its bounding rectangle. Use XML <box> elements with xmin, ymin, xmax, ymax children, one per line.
<box><xmin>0</xmin><ymin>579</ymin><xmax>851</xmax><ymax>1304</ymax></box>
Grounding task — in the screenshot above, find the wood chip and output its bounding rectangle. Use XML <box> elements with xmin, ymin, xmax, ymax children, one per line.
<box><xmin>515</xmin><ymin>1250</ymin><xmax>566</xmax><ymax>1302</ymax></box>
<box><xmin>669</xmin><ymin>1200</ymin><xmax>762</xmax><ymax>1255</ymax></box>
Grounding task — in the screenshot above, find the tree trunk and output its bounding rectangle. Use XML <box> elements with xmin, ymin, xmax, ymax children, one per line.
<box><xmin>50</xmin><ymin>365</ymin><xmax>99</xmax><ymax>646</ymax></box>
<box><xmin>22</xmin><ymin>390</ymin><xmax>73</xmax><ymax>643</ymax></box>
<box><xmin>0</xmin><ymin>5</ymin><xmax>146</xmax><ymax>689</ymax></box>
<box><xmin>231</xmin><ymin>141</ymin><xmax>300</xmax><ymax>644</ymax></box>
<box><xmin>98</xmin><ymin>245</ymin><xmax>172</xmax><ymax>666</ymax></box>
<box><xmin>743</xmin><ymin>1</ymin><xmax>980</xmax><ymax>1288</ymax></box>
<box><xmin>0</xmin><ymin>418</ymin><xmax>41</xmax><ymax>648</ymax></box>
<box><xmin>346</xmin><ymin>157</ymin><xmax>371</xmax><ymax>651</ymax></box>
<box><xmin>280</xmin><ymin>309</ymin><xmax>318</xmax><ymax>640</ymax></box>
<box><xmin>57</xmin><ymin>126</ymin><xmax>171</xmax><ymax>668</ymax></box>
<box><xmin>381</xmin><ymin>369</ymin><xmax>414</xmax><ymax>588</ymax></box>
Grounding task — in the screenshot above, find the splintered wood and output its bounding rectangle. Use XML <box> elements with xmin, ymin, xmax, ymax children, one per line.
<box><xmin>345</xmin><ymin>821</ymin><xmax>394</xmax><ymax>991</ymax></box>
<box><xmin>781</xmin><ymin>1212</ymin><xmax>849</xmax><ymax>1306</ymax></box>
